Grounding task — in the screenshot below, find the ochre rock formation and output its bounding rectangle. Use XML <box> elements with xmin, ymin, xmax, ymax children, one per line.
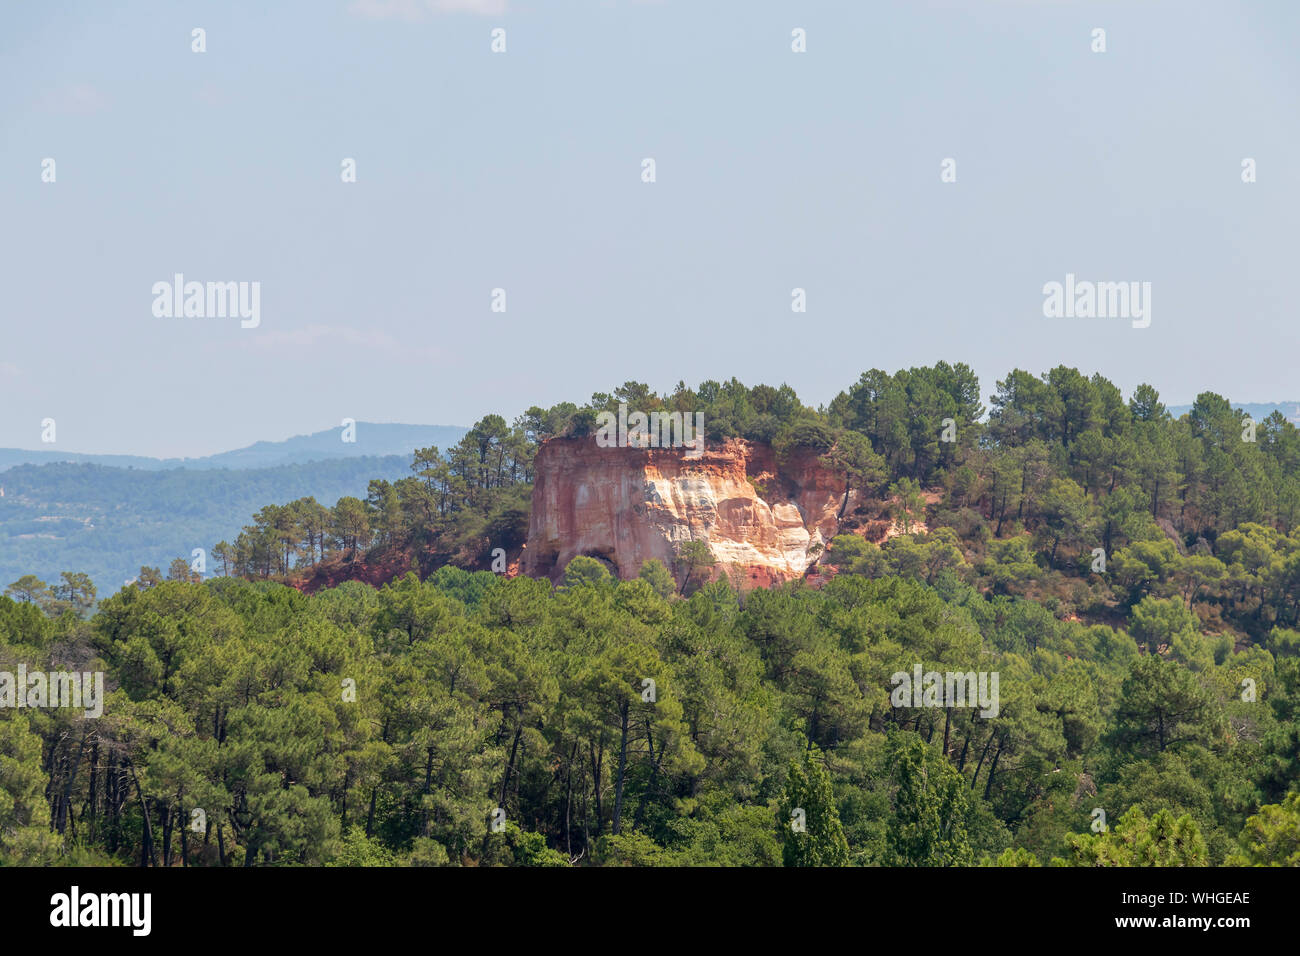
<box><xmin>524</xmin><ymin>436</ymin><xmax>856</xmax><ymax>588</ymax></box>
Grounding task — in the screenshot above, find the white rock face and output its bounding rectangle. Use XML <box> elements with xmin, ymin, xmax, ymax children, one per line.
<box><xmin>525</xmin><ymin>436</ymin><xmax>854</xmax><ymax>588</ymax></box>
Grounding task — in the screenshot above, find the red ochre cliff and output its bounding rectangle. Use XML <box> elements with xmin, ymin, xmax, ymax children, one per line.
<box><xmin>523</xmin><ymin>436</ymin><xmax>859</xmax><ymax>588</ymax></box>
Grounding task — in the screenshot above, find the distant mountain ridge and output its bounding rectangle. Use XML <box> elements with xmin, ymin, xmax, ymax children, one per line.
<box><xmin>0</xmin><ymin>422</ymin><xmax>469</xmax><ymax>473</ymax></box>
<box><xmin>0</xmin><ymin>455</ymin><xmax>426</xmax><ymax>593</ymax></box>
<box><xmin>0</xmin><ymin>423</ymin><xmax>470</xmax><ymax>594</ymax></box>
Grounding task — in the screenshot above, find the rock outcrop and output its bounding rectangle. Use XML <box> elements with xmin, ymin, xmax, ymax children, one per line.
<box><xmin>524</xmin><ymin>436</ymin><xmax>856</xmax><ymax>588</ymax></box>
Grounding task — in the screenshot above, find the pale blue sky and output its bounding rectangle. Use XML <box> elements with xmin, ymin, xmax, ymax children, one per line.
<box><xmin>2</xmin><ymin>0</ymin><xmax>1297</xmax><ymax>457</ymax></box>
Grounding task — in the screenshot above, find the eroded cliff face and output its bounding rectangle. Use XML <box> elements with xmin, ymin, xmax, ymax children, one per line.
<box><xmin>524</xmin><ymin>436</ymin><xmax>856</xmax><ymax>588</ymax></box>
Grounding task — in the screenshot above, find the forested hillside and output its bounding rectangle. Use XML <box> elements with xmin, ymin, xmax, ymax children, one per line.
<box><xmin>4</xmin><ymin>363</ymin><xmax>1300</xmax><ymax>867</ymax></box>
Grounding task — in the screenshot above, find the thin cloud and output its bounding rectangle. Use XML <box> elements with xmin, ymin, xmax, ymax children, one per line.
<box><xmin>194</xmin><ymin>83</ymin><xmax>228</xmax><ymax>107</ymax></box>
<box><xmin>35</xmin><ymin>84</ymin><xmax>109</xmax><ymax>114</ymax></box>
<box><xmin>233</xmin><ymin>324</ymin><xmax>445</xmax><ymax>363</ymax></box>
<box><xmin>348</xmin><ymin>0</ymin><xmax>507</xmax><ymax>20</ymax></box>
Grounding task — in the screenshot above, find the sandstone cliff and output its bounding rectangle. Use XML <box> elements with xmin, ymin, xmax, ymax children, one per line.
<box><xmin>524</xmin><ymin>436</ymin><xmax>858</xmax><ymax>588</ymax></box>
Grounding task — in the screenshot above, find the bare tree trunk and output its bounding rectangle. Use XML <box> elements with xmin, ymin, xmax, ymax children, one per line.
<box><xmin>127</xmin><ymin>760</ymin><xmax>154</xmax><ymax>867</ymax></box>
<box><xmin>612</xmin><ymin>703</ymin><xmax>630</xmax><ymax>836</ymax></box>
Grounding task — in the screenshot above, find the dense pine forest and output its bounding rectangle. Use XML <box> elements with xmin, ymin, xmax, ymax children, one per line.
<box><xmin>3</xmin><ymin>363</ymin><xmax>1300</xmax><ymax>866</ymax></box>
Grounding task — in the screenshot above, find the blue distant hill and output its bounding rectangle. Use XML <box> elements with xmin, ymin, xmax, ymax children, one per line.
<box><xmin>0</xmin><ymin>423</ymin><xmax>469</xmax><ymax>594</ymax></box>
<box><xmin>0</xmin><ymin>422</ymin><xmax>469</xmax><ymax>472</ymax></box>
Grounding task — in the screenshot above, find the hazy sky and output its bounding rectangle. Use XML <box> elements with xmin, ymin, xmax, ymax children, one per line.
<box><xmin>3</xmin><ymin>0</ymin><xmax>1297</xmax><ymax>457</ymax></box>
